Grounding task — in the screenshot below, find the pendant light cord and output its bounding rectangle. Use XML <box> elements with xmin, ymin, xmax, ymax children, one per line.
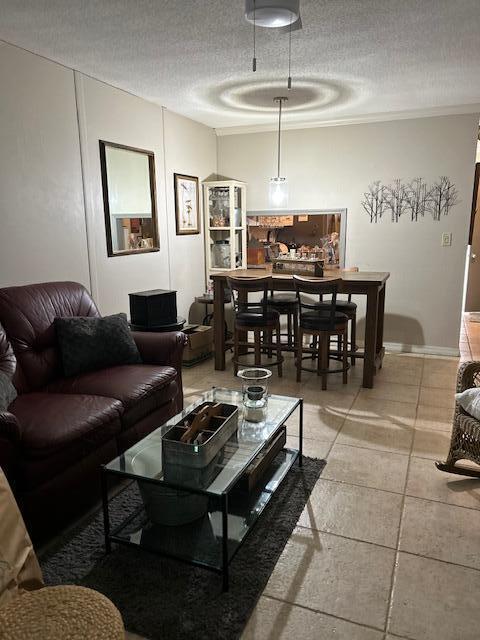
<box><xmin>277</xmin><ymin>98</ymin><xmax>283</xmax><ymax>178</ymax></box>
<box><xmin>287</xmin><ymin>20</ymin><xmax>292</xmax><ymax>89</ymax></box>
<box><xmin>252</xmin><ymin>0</ymin><xmax>257</xmax><ymax>71</ymax></box>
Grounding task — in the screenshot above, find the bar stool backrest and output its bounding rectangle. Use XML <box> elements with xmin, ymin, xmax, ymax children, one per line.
<box><xmin>293</xmin><ymin>276</ymin><xmax>341</xmax><ymax>330</ymax></box>
<box><xmin>227</xmin><ymin>276</ymin><xmax>270</xmax><ymax>318</ymax></box>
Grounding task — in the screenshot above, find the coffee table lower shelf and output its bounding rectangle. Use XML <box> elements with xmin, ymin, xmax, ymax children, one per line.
<box><xmin>102</xmin><ymin>447</ymin><xmax>299</xmax><ymax>591</ymax></box>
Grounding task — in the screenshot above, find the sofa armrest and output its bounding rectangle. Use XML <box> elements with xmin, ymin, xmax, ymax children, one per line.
<box><xmin>132</xmin><ymin>331</ymin><xmax>187</xmax><ymax>376</ymax></box>
<box><xmin>0</xmin><ymin>411</ymin><xmax>21</xmax><ymax>483</ymax></box>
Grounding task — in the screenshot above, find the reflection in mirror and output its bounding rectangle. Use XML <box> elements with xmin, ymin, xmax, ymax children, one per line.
<box><xmin>99</xmin><ymin>141</ymin><xmax>159</xmax><ymax>256</ymax></box>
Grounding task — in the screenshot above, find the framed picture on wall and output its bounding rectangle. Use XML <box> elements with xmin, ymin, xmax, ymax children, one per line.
<box><xmin>174</xmin><ymin>173</ymin><xmax>200</xmax><ymax>235</ymax></box>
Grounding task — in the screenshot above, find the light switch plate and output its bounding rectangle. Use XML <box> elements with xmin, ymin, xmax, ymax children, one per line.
<box><xmin>442</xmin><ymin>232</ymin><xmax>452</xmax><ymax>247</ymax></box>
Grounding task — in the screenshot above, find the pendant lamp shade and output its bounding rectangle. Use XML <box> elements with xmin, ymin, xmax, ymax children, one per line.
<box><xmin>269</xmin><ymin>97</ymin><xmax>288</xmax><ymax>208</ymax></box>
<box><xmin>269</xmin><ymin>177</ymin><xmax>288</xmax><ymax>208</ymax></box>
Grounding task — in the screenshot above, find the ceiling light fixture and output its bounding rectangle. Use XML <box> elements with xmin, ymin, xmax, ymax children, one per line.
<box><xmin>269</xmin><ymin>96</ymin><xmax>288</xmax><ymax>208</ymax></box>
<box><xmin>245</xmin><ymin>0</ymin><xmax>299</xmax><ymax>28</ymax></box>
<box><xmin>245</xmin><ymin>1</ymin><xmax>300</xmax><ymax>88</ymax></box>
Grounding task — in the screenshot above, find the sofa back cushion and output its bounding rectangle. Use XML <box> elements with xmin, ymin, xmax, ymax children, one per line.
<box><xmin>0</xmin><ymin>282</ymin><xmax>100</xmax><ymax>392</ymax></box>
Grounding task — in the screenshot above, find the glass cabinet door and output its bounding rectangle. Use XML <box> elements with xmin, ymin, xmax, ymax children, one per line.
<box><xmin>204</xmin><ymin>180</ymin><xmax>246</xmax><ymax>276</ymax></box>
<box><xmin>233</xmin><ymin>186</ymin><xmax>243</xmax><ymax>228</ymax></box>
<box><xmin>210</xmin><ymin>230</ymin><xmax>231</xmax><ymax>269</ymax></box>
<box><xmin>234</xmin><ymin>229</ymin><xmax>243</xmax><ymax>268</ymax></box>
<box><xmin>208</xmin><ymin>186</ymin><xmax>230</xmax><ymax>228</ymax></box>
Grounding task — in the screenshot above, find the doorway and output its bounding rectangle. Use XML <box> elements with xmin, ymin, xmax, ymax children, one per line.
<box><xmin>464</xmin><ymin>162</ymin><xmax>480</xmax><ymax>312</ymax></box>
<box><xmin>462</xmin><ymin>158</ymin><xmax>480</xmax><ymax>358</ymax></box>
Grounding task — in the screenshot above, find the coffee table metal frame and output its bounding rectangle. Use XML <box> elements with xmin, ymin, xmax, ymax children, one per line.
<box><xmin>101</xmin><ymin>388</ymin><xmax>303</xmax><ymax>591</ymax></box>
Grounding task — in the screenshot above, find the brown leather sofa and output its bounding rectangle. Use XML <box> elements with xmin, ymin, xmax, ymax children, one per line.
<box><xmin>0</xmin><ymin>281</ymin><xmax>185</xmax><ymax>540</ymax></box>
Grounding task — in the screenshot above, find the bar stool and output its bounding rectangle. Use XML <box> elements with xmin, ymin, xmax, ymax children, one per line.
<box><xmin>227</xmin><ymin>276</ymin><xmax>283</xmax><ymax>377</ymax></box>
<box><xmin>294</xmin><ymin>276</ymin><xmax>349</xmax><ymax>390</ymax></box>
<box><xmin>267</xmin><ymin>291</ymin><xmax>298</xmax><ymax>351</ymax></box>
<box><xmin>309</xmin><ymin>267</ymin><xmax>359</xmax><ymax>365</ymax></box>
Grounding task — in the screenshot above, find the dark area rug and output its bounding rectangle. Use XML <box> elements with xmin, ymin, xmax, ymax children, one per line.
<box><xmin>40</xmin><ymin>456</ymin><xmax>324</xmax><ymax>640</ymax></box>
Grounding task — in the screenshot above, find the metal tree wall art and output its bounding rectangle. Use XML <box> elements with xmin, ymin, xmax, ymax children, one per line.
<box><xmin>426</xmin><ymin>177</ymin><xmax>459</xmax><ymax>221</ymax></box>
<box><xmin>361</xmin><ymin>181</ymin><xmax>387</xmax><ymax>223</ymax></box>
<box><xmin>405</xmin><ymin>177</ymin><xmax>428</xmax><ymax>221</ymax></box>
<box><xmin>384</xmin><ymin>179</ymin><xmax>407</xmax><ymax>223</ymax></box>
<box><xmin>362</xmin><ymin>176</ymin><xmax>459</xmax><ymax>223</ymax></box>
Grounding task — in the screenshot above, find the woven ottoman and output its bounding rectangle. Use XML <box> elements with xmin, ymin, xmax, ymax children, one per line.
<box><xmin>0</xmin><ymin>585</ymin><xmax>125</xmax><ymax>639</ymax></box>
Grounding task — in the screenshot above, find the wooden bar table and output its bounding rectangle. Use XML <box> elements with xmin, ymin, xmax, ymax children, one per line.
<box><xmin>211</xmin><ymin>268</ymin><xmax>390</xmax><ymax>389</ymax></box>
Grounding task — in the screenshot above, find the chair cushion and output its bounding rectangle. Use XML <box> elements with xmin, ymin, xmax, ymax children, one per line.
<box><xmin>236</xmin><ymin>309</ymin><xmax>280</xmax><ymax>327</ymax></box>
<box><xmin>300</xmin><ymin>311</ymin><xmax>349</xmax><ymax>331</ymax></box>
<box><xmin>45</xmin><ymin>364</ymin><xmax>179</xmax><ymax>429</ymax></box>
<box><xmin>268</xmin><ymin>293</ymin><xmax>298</xmax><ymax>310</ymax></box>
<box><xmin>9</xmin><ymin>392</ymin><xmax>123</xmax><ymax>487</ymax></box>
<box><xmin>456</xmin><ymin>388</ymin><xmax>480</xmax><ymax>421</ymax></box>
<box><xmin>305</xmin><ymin>299</ymin><xmax>357</xmax><ymax>313</ymax></box>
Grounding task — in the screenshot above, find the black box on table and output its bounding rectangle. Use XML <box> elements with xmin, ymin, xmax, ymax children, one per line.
<box><xmin>129</xmin><ymin>289</ymin><xmax>177</xmax><ymax>328</ymax></box>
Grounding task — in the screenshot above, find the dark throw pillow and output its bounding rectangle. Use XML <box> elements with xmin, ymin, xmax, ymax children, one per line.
<box><xmin>55</xmin><ymin>313</ymin><xmax>142</xmax><ymax>377</ymax></box>
<box><xmin>0</xmin><ymin>371</ymin><xmax>17</xmax><ymax>411</ymax></box>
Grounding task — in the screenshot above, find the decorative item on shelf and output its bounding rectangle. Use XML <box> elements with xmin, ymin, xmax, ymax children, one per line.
<box><xmin>272</xmin><ymin>256</ymin><xmax>324</xmax><ymax>276</ymax></box>
<box><xmin>174</xmin><ymin>173</ymin><xmax>200</xmax><ymax>235</ymax></box>
<box><xmin>269</xmin><ymin>97</ymin><xmax>289</xmax><ymax>208</ymax></box>
<box><xmin>237</xmin><ymin>426</ymin><xmax>287</xmax><ymax>492</ymax></box>
<box><xmin>162</xmin><ymin>402</ymin><xmax>239</xmax><ymax>468</ymax></box>
<box><xmin>211</xmin><ymin>212</ymin><xmax>227</xmax><ymax>227</ymax></box>
<box><xmin>212</xmin><ymin>240</ymin><xmax>231</xmax><ymax>269</ymax></box>
<box><xmin>237</xmin><ymin>368</ymin><xmax>272</xmax><ymax>423</ymax></box>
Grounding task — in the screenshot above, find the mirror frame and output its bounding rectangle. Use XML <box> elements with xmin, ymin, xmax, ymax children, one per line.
<box><xmin>99</xmin><ymin>140</ymin><xmax>160</xmax><ymax>257</ymax></box>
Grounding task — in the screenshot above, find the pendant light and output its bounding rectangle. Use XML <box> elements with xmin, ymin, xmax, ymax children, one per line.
<box><xmin>269</xmin><ymin>97</ymin><xmax>288</xmax><ymax>208</ymax></box>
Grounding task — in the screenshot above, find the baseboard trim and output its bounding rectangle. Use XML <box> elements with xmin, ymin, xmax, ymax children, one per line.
<box><xmin>383</xmin><ymin>342</ymin><xmax>460</xmax><ymax>357</ymax></box>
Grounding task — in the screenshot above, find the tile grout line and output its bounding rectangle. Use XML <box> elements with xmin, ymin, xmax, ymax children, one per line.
<box><xmin>261</xmin><ymin>593</ymin><xmax>388</xmax><ymax>635</ymax></box>
<box><xmin>322</xmin><ymin>377</ymin><xmax>362</xmax><ymax>458</ymax></box>
<box><xmin>294</xmin><ymin>521</ymin><xmax>480</xmax><ymax>574</ymax></box>
<box><xmin>384</xmin><ymin>355</ymin><xmax>425</xmax><ymax>636</ymax></box>
<box><xmin>315</xmin><ymin>455</ymin><xmax>480</xmax><ymax>511</ymax></box>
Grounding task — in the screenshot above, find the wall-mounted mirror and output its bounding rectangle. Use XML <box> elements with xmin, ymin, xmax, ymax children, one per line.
<box><xmin>99</xmin><ymin>140</ymin><xmax>159</xmax><ymax>256</ymax></box>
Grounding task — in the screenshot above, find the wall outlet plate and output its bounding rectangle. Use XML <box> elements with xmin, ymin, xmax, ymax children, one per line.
<box><xmin>442</xmin><ymin>232</ymin><xmax>452</xmax><ymax>247</ymax></box>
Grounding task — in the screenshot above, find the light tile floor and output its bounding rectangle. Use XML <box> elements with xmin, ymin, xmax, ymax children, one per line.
<box><xmin>129</xmin><ymin>315</ymin><xmax>480</xmax><ymax>640</ymax></box>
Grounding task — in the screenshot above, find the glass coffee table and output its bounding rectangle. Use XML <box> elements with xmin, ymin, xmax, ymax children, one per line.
<box><xmin>101</xmin><ymin>387</ymin><xmax>303</xmax><ymax>590</ymax></box>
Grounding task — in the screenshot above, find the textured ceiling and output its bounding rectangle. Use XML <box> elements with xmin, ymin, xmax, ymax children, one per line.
<box><xmin>1</xmin><ymin>0</ymin><xmax>479</xmax><ymax>131</ymax></box>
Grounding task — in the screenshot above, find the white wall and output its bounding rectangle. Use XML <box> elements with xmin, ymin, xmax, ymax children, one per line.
<box><xmin>218</xmin><ymin>115</ymin><xmax>479</xmax><ymax>352</ymax></box>
<box><xmin>76</xmin><ymin>73</ymin><xmax>171</xmax><ymax>316</ymax></box>
<box><xmin>163</xmin><ymin>109</ymin><xmax>217</xmax><ymax>318</ymax></box>
<box><xmin>0</xmin><ymin>42</ymin><xmax>90</xmax><ymax>288</ymax></box>
<box><xmin>0</xmin><ymin>42</ymin><xmax>216</xmax><ymax>319</ymax></box>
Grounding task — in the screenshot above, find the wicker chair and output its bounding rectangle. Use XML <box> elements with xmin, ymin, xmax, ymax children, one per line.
<box><xmin>436</xmin><ymin>361</ymin><xmax>480</xmax><ymax>478</ymax></box>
